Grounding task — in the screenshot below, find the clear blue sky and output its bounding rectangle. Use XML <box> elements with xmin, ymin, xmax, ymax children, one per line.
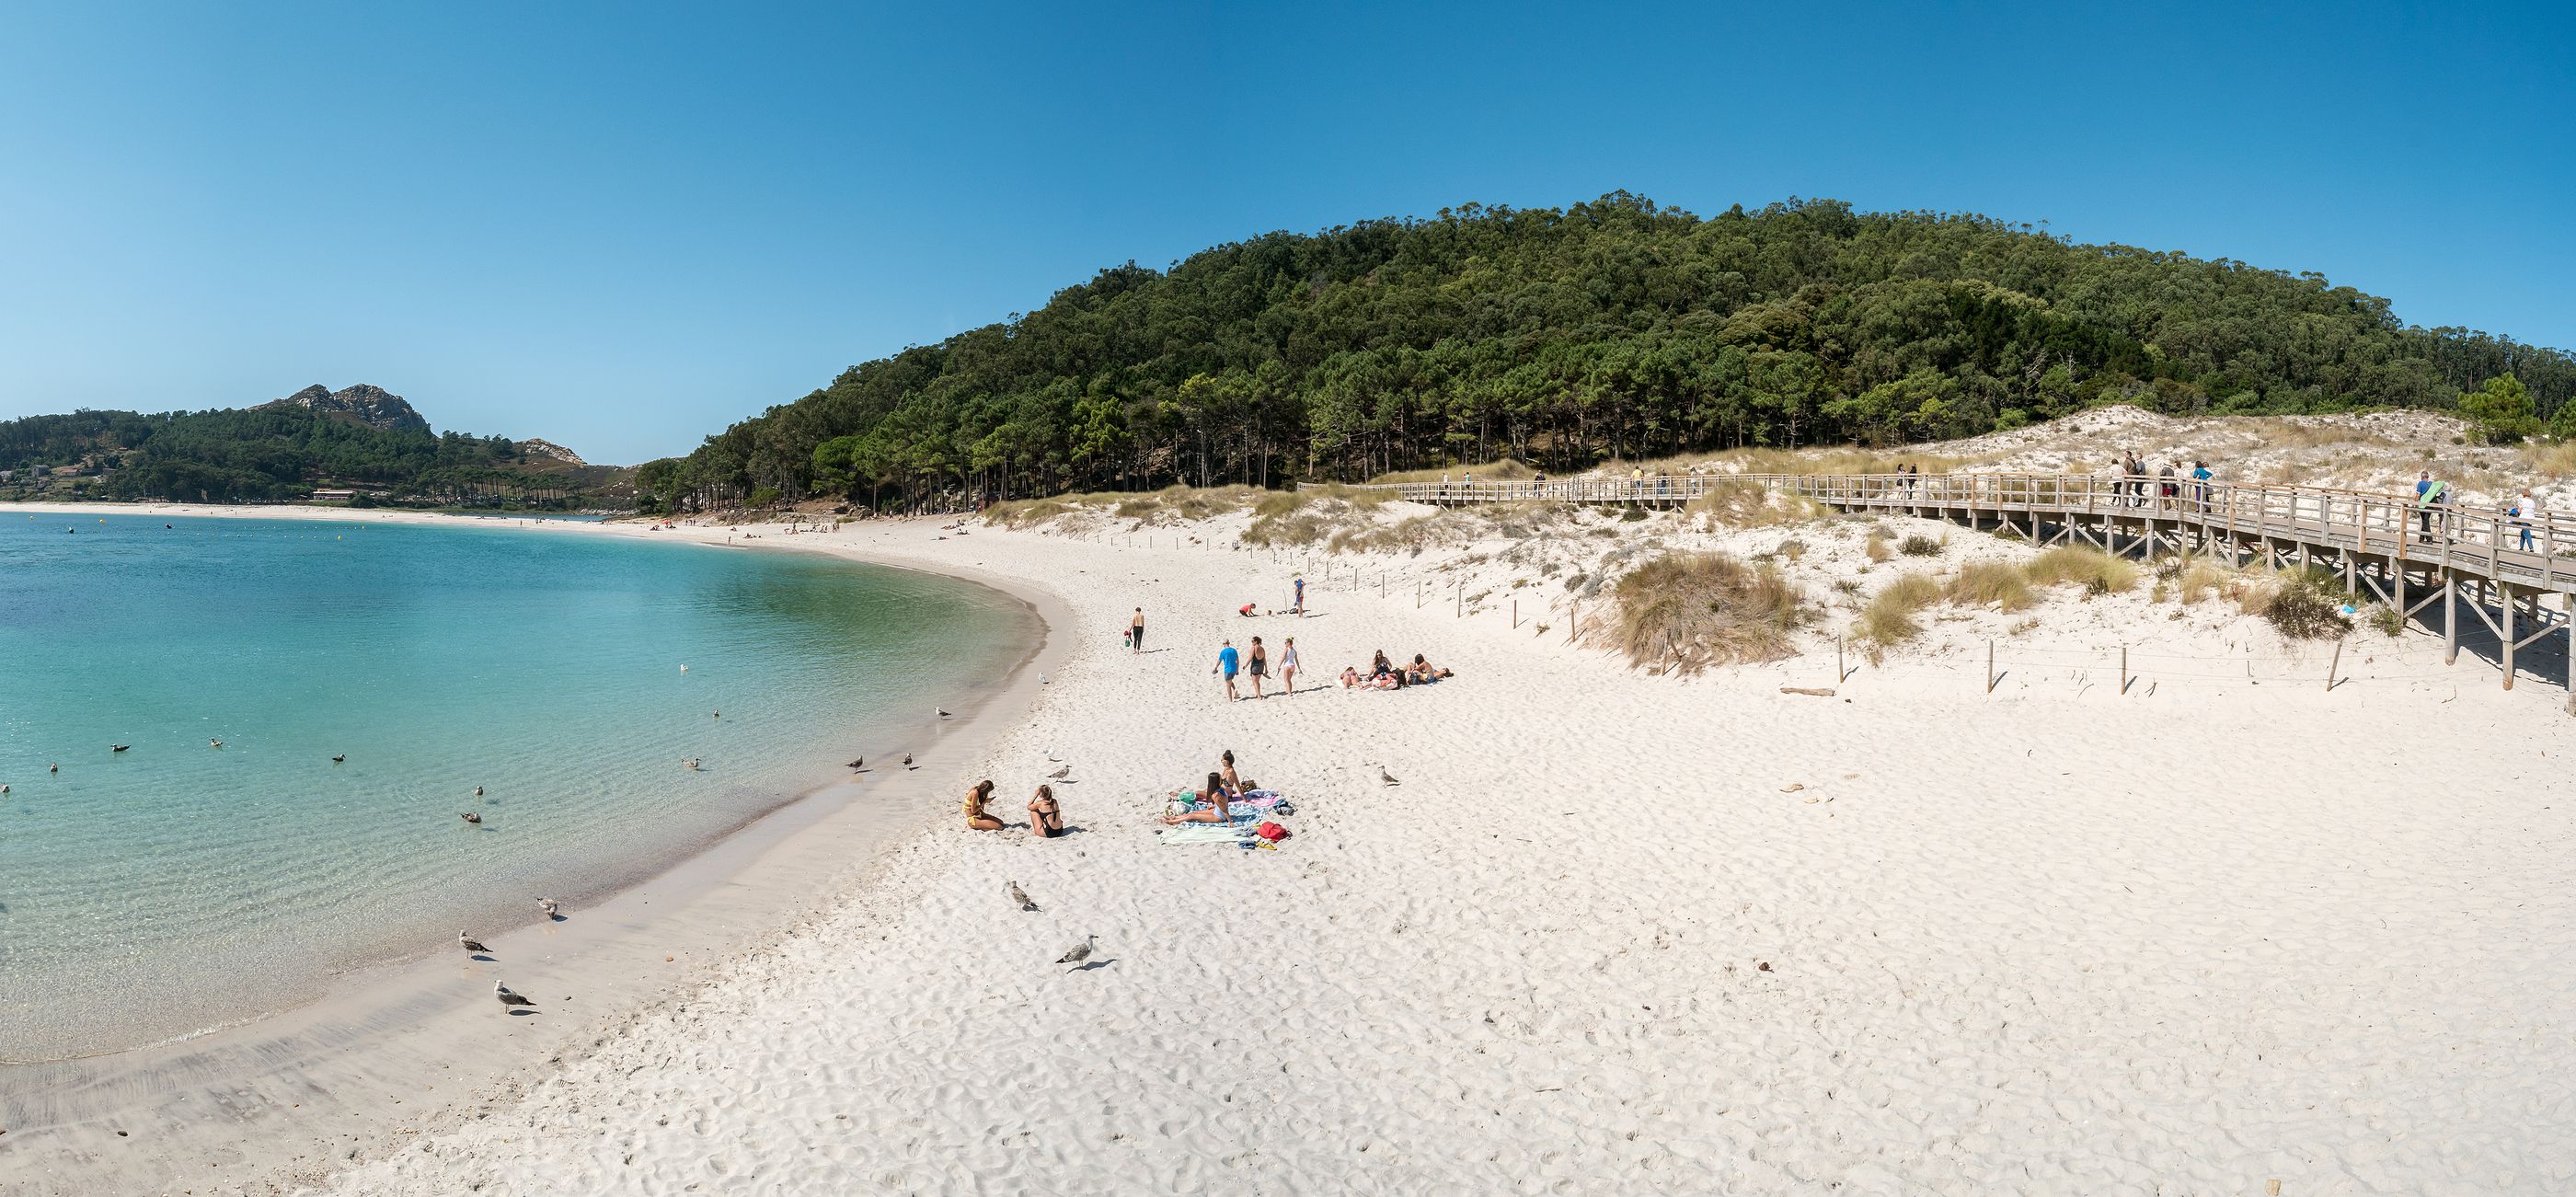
<box><xmin>2</xmin><ymin>2</ymin><xmax>2569</xmax><ymax>464</ymax></box>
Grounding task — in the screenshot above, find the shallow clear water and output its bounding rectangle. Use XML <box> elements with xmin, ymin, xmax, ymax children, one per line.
<box><xmin>0</xmin><ymin>513</ymin><xmax>1033</xmax><ymax>1061</ymax></box>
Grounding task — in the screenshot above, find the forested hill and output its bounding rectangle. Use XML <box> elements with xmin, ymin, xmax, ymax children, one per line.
<box><xmin>654</xmin><ymin>194</ymin><xmax>2565</xmax><ymax>512</ymax></box>
<box><xmin>0</xmin><ymin>386</ymin><xmax>632</xmax><ymax>508</ymax></box>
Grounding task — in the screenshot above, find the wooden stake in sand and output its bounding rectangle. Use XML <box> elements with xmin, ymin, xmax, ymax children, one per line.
<box><xmin>1986</xmin><ymin>639</ymin><xmax>1995</xmax><ymax>694</ymax></box>
<box><xmin>2121</xmin><ymin>645</ymin><xmax>2130</xmax><ymax>695</ymax></box>
<box><xmin>2328</xmin><ymin>638</ymin><xmax>2342</xmax><ymax>692</ymax></box>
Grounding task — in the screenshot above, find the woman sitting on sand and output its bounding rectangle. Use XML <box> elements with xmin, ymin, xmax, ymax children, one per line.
<box><xmin>1028</xmin><ymin>784</ymin><xmax>1064</xmax><ymax>838</ymax></box>
<box><xmin>1161</xmin><ymin>773</ymin><xmax>1237</xmax><ymax>824</ymax></box>
<box><xmin>1371</xmin><ymin>650</ymin><xmax>1395</xmax><ymax>678</ymax></box>
<box><xmin>963</xmin><ymin>779</ymin><xmax>1006</xmax><ymax>831</ymax></box>
<box><xmin>1219</xmin><ymin>749</ymin><xmax>1258</xmax><ymax>795</ymax></box>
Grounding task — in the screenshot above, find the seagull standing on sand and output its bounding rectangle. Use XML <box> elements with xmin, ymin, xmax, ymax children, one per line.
<box><xmin>1008</xmin><ymin>881</ymin><xmax>1038</xmax><ymax>912</ymax></box>
<box><xmin>493</xmin><ymin>981</ymin><xmax>535</xmax><ymax>1007</ymax></box>
<box><xmin>1378</xmin><ymin>767</ymin><xmax>1401</xmax><ymax>787</ymax></box>
<box><xmin>903</xmin><ymin>754</ymin><xmax>914</xmax><ymax>769</ymax></box>
<box><xmin>460</xmin><ymin>930</ymin><xmax>491</xmax><ymax>954</ymax></box>
<box><xmin>936</xmin><ymin>708</ymin><xmax>951</xmax><ymax>719</ymax></box>
<box><xmin>1047</xmin><ymin>765</ymin><xmax>1072</xmax><ymax>780</ymax></box>
<box><xmin>846</xmin><ymin>757</ymin><xmax>864</xmax><ymax>770</ymax></box>
<box><xmin>536</xmin><ymin>897</ymin><xmax>559</xmax><ymax>918</ymax></box>
<box><xmin>1055</xmin><ymin>934</ymin><xmax>1098</xmax><ymax>972</ymax></box>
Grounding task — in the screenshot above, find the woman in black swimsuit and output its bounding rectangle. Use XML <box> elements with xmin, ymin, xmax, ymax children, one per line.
<box><xmin>1247</xmin><ymin>636</ymin><xmax>1268</xmax><ymax>698</ymax></box>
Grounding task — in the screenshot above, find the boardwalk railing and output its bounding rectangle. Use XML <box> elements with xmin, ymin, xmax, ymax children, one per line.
<box><xmin>1369</xmin><ymin>472</ymin><xmax>2576</xmax><ymax>599</ymax></box>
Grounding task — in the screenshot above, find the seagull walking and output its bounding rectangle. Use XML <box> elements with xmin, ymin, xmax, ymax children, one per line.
<box><xmin>1008</xmin><ymin>880</ymin><xmax>1038</xmax><ymax>912</ymax></box>
<box><xmin>846</xmin><ymin>757</ymin><xmax>865</xmax><ymax>770</ymax></box>
<box><xmin>936</xmin><ymin>708</ymin><xmax>951</xmax><ymax>719</ymax></box>
<box><xmin>493</xmin><ymin>981</ymin><xmax>535</xmax><ymax>1007</ymax></box>
<box><xmin>1378</xmin><ymin>767</ymin><xmax>1400</xmax><ymax>787</ymax></box>
<box><xmin>1046</xmin><ymin>765</ymin><xmax>1072</xmax><ymax>780</ymax></box>
<box><xmin>536</xmin><ymin>896</ymin><xmax>559</xmax><ymax>918</ymax></box>
<box><xmin>1055</xmin><ymin>933</ymin><xmax>1098</xmax><ymax>973</ymax></box>
<box><xmin>460</xmin><ymin>930</ymin><xmax>491</xmax><ymax>954</ymax></box>
<box><xmin>903</xmin><ymin>754</ymin><xmax>914</xmax><ymax>769</ymax></box>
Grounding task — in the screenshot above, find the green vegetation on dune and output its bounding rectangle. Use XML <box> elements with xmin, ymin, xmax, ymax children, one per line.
<box><xmin>644</xmin><ymin>193</ymin><xmax>2576</xmax><ymax>513</ymax></box>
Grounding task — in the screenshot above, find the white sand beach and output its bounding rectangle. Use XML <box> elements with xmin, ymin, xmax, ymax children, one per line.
<box><xmin>8</xmin><ymin>498</ymin><xmax>2576</xmax><ymax>1195</ymax></box>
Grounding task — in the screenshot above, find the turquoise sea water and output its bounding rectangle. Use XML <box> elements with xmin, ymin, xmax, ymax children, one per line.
<box><xmin>0</xmin><ymin>513</ymin><xmax>1033</xmax><ymax>1061</ymax></box>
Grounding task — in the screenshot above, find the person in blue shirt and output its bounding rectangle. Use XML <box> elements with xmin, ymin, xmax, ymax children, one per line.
<box><xmin>2189</xmin><ymin>460</ymin><xmax>2213</xmax><ymax>512</ymax></box>
<box><xmin>1213</xmin><ymin>639</ymin><xmax>1240</xmax><ymax>701</ymax></box>
<box><xmin>1292</xmin><ymin>575</ymin><xmax>1305</xmax><ymax>616</ymax></box>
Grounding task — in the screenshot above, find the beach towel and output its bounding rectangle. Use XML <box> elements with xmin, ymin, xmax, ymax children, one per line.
<box><xmin>1156</xmin><ymin>825</ymin><xmax>1253</xmax><ymax>846</ymax></box>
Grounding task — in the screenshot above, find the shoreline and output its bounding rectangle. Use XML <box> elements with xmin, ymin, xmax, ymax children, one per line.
<box><xmin>0</xmin><ymin>504</ymin><xmax>1070</xmax><ymax>1196</ymax></box>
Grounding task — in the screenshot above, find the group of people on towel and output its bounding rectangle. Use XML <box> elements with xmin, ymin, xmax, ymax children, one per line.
<box><xmin>1160</xmin><ymin>749</ymin><xmax>1262</xmax><ymax>825</ymax></box>
<box><xmin>1340</xmin><ymin>649</ymin><xmax>1453</xmax><ymax>691</ymax></box>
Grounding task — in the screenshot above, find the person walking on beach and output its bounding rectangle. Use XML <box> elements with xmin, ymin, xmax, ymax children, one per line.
<box><xmin>1292</xmin><ymin>575</ymin><xmax>1305</xmax><ymax>616</ymax></box>
<box><xmin>1246</xmin><ymin>636</ymin><xmax>1270</xmax><ymax>698</ymax></box>
<box><xmin>1279</xmin><ymin>636</ymin><xmax>1300</xmax><ymax>696</ymax></box>
<box><xmin>1130</xmin><ymin>607</ymin><xmax>1145</xmax><ymax>653</ymax></box>
<box><xmin>1213</xmin><ymin>639</ymin><xmax>1240</xmax><ymax>701</ymax></box>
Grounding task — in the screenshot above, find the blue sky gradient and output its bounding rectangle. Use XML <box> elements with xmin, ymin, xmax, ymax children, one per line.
<box><xmin>2</xmin><ymin>2</ymin><xmax>2569</xmax><ymax>463</ymax></box>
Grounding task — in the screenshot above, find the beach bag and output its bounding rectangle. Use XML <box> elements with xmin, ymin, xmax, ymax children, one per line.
<box><xmin>1254</xmin><ymin>821</ymin><xmax>1289</xmax><ymax>843</ymax></box>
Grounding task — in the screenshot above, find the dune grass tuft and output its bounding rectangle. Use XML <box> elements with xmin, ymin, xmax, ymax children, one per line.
<box><xmin>2023</xmin><ymin>546</ymin><xmax>2138</xmax><ymax>595</ymax></box>
<box><xmin>2241</xmin><ymin>566</ymin><xmax>2353</xmax><ymax>639</ymax></box>
<box><xmin>1596</xmin><ymin>551</ymin><xmax>1809</xmax><ymax>674</ymax></box>
<box><xmin>1853</xmin><ymin>571</ymin><xmax>1942</xmax><ymax>661</ymax></box>
<box><xmin>1944</xmin><ymin>561</ymin><xmax>2036</xmax><ymax>611</ymax></box>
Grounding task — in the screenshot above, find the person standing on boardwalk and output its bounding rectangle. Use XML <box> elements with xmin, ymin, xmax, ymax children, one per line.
<box><xmin>2511</xmin><ymin>489</ymin><xmax>2538</xmax><ymax>551</ymax></box>
<box><xmin>1130</xmin><ymin>607</ymin><xmax>1145</xmax><ymax>653</ymax></box>
<box><xmin>1291</xmin><ymin>575</ymin><xmax>1305</xmax><ymax>616</ymax></box>
<box><xmin>1280</xmin><ymin>636</ymin><xmax>1301</xmax><ymax>696</ymax></box>
<box><xmin>1213</xmin><ymin>639</ymin><xmax>1240</xmax><ymax>701</ymax></box>
<box><xmin>2190</xmin><ymin>460</ymin><xmax>2213</xmax><ymax>512</ymax></box>
<box><xmin>2523</xmin><ymin>489</ymin><xmax>2547</xmax><ymax>551</ymax></box>
<box><xmin>2415</xmin><ymin>471</ymin><xmax>2443</xmax><ymax>541</ymax></box>
<box><xmin>1246</xmin><ymin>636</ymin><xmax>1270</xmax><ymax>698</ymax></box>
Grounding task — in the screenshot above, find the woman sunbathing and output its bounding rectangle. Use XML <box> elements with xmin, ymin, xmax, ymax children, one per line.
<box><xmin>1407</xmin><ymin>653</ymin><xmax>1454</xmax><ymax>684</ymax></box>
<box><xmin>963</xmin><ymin>779</ymin><xmax>1006</xmax><ymax>831</ymax></box>
<box><xmin>1340</xmin><ymin>665</ymin><xmax>1361</xmax><ymax>688</ymax></box>
<box><xmin>1028</xmin><ymin>784</ymin><xmax>1064</xmax><ymax>838</ymax></box>
<box><xmin>1161</xmin><ymin>772</ymin><xmax>1236</xmax><ymax>824</ymax></box>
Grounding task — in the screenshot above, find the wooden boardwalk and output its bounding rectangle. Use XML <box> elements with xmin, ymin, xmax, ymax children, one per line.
<box><xmin>1375</xmin><ymin>471</ymin><xmax>2574</xmax><ymax>691</ymax></box>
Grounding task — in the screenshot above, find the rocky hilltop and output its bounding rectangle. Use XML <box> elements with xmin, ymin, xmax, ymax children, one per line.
<box><xmin>257</xmin><ymin>384</ymin><xmax>432</xmax><ymax>435</ymax></box>
<box><xmin>518</xmin><ymin>437</ymin><xmax>588</xmax><ymax>466</ymax></box>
